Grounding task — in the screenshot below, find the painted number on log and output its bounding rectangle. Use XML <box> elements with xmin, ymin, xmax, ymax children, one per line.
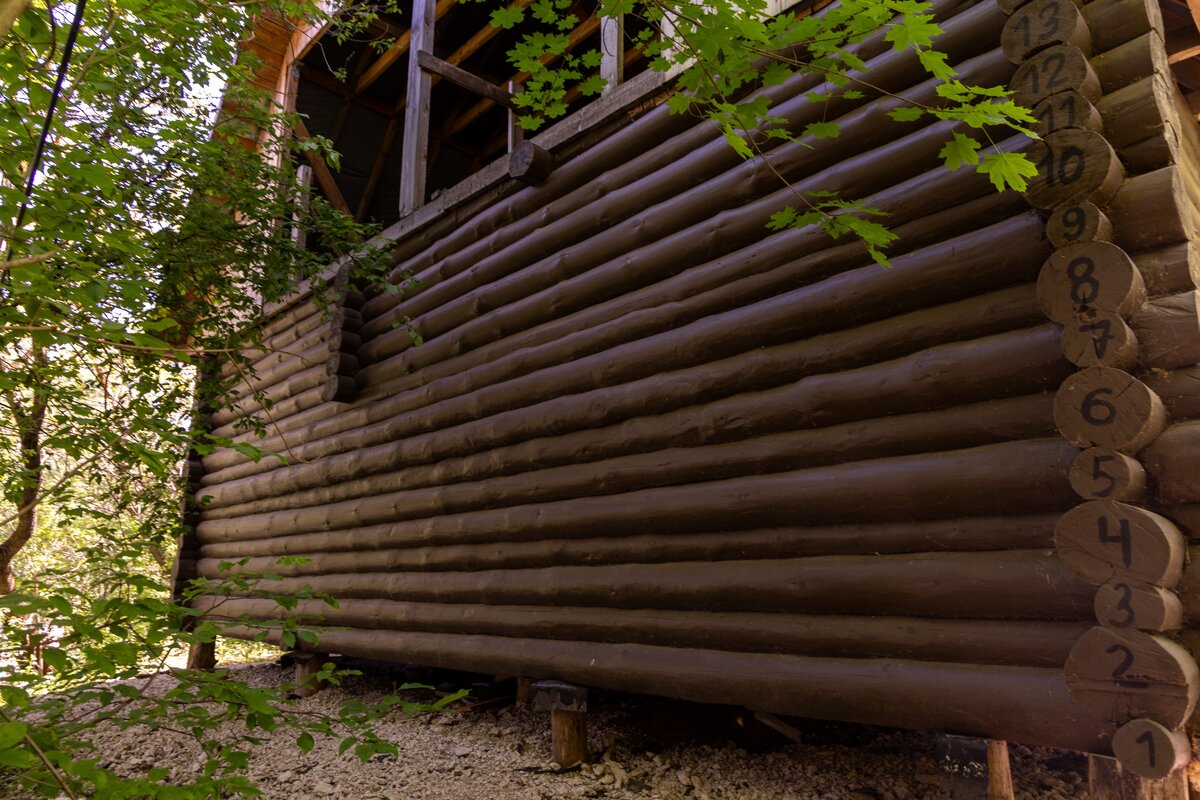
<box><xmin>1002</xmin><ymin>0</ymin><xmax>1090</xmax><ymax>62</ymax></box>
<box><xmin>1054</xmin><ymin>500</ymin><xmax>1185</xmax><ymax>586</ymax></box>
<box><xmin>1112</xmin><ymin>719</ymin><xmax>1191</xmax><ymax>780</ymax></box>
<box><xmin>1053</xmin><ymin>367</ymin><xmax>1164</xmax><ymax>451</ymax></box>
<box><xmin>1010</xmin><ymin>46</ymin><xmax>1098</xmax><ymax>108</ymax></box>
<box><xmin>1065</xmin><ymin>627</ymin><xmax>1200</xmax><ymax>727</ymax></box>
<box><xmin>1047</xmin><ymin>201</ymin><xmax>1111</xmax><ymax>249</ymax></box>
<box><xmin>1061</xmin><ymin>311</ymin><xmax>1137</xmax><ymax>370</ymax></box>
<box><xmin>1069</xmin><ymin>447</ymin><xmax>1145</xmax><ymax>501</ymax></box>
<box><xmin>1094</xmin><ymin>580</ymin><xmax>1182</xmax><ymax>632</ymax></box>
<box><xmin>1038</xmin><ymin>242</ymin><xmax>1144</xmax><ymax>324</ymax></box>
<box><xmin>1025</xmin><ymin>131</ymin><xmax>1120</xmax><ymax>211</ymax></box>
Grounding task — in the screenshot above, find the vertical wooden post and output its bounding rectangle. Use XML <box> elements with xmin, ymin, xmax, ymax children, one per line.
<box><xmin>1088</xmin><ymin>755</ymin><xmax>1188</xmax><ymax>800</ymax></box>
<box><xmin>506</xmin><ymin>80</ymin><xmax>524</xmax><ymax>154</ymax></box>
<box><xmin>599</xmin><ymin>15</ymin><xmax>624</xmax><ymax>93</ymax></box>
<box><xmin>936</xmin><ymin>735</ymin><xmax>989</xmax><ymax>799</ymax></box>
<box><xmin>532</xmin><ymin>680</ymin><xmax>588</xmax><ymax>767</ymax></box>
<box><xmin>516</xmin><ymin>676</ymin><xmax>533</xmax><ymax>707</ymax></box>
<box><xmin>290</xmin><ymin>164</ymin><xmax>313</xmax><ymax>249</ymax></box>
<box><xmin>399</xmin><ymin>0</ymin><xmax>434</xmax><ymax>216</ymax></box>
<box><xmin>291</xmin><ymin>653</ymin><xmax>327</xmax><ymax>699</ymax></box>
<box><xmin>987</xmin><ymin>741</ymin><xmax>1015</xmax><ymax>800</ymax></box>
<box><xmin>186</xmin><ymin>641</ymin><xmax>216</xmax><ymax>672</ymax></box>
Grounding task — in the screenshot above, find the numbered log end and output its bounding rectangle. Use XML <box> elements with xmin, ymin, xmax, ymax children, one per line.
<box><xmin>1033</xmin><ymin>92</ymin><xmax>1103</xmax><ymax>138</ymax></box>
<box><xmin>1112</xmin><ymin>718</ymin><xmax>1191</xmax><ymax>779</ymax></box>
<box><xmin>1070</xmin><ymin>447</ymin><xmax>1147</xmax><ymax>502</ymax></box>
<box><xmin>1037</xmin><ymin>242</ymin><xmax>1145</xmax><ymax>324</ymax></box>
<box><xmin>1053</xmin><ymin>367</ymin><xmax>1165</xmax><ymax>452</ymax></box>
<box><xmin>1094</xmin><ymin>580</ymin><xmax>1184</xmax><ymax>632</ymax></box>
<box><xmin>1047</xmin><ymin>201</ymin><xmax>1113</xmax><ymax>249</ymax></box>
<box><xmin>508</xmin><ymin>141</ymin><xmax>555</xmax><ymax>185</ymax></box>
<box><xmin>1064</xmin><ymin>627</ymin><xmax>1200</xmax><ymax>727</ymax></box>
<box><xmin>1001</xmin><ymin>0</ymin><xmax>1092</xmax><ymax>63</ymax></box>
<box><xmin>1061</xmin><ymin>311</ymin><xmax>1139</xmax><ymax>370</ymax></box>
<box><xmin>1024</xmin><ymin>130</ymin><xmax>1124</xmax><ymax>211</ymax></box>
<box><xmin>1054</xmin><ymin>500</ymin><xmax>1185</xmax><ymax>586</ymax></box>
<box><xmin>1010</xmin><ymin>45</ymin><xmax>1101</xmax><ymax>109</ymax></box>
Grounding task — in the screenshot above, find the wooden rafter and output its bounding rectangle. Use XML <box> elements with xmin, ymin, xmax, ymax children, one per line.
<box><xmin>1186</xmin><ymin>0</ymin><xmax>1200</xmax><ymax>39</ymax></box>
<box><xmin>293</xmin><ymin>119</ymin><xmax>352</xmax><ymax>214</ymax></box>
<box><xmin>354</xmin><ymin>0</ymin><xmax>457</xmax><ymax>96</ymax></box>
<box><xmin>439</xmin><ymin>12</ymin><xmax>602</xmax><ymax>139</ymax></box>
<box><xmin>442</xmin><ymin>0</ymin><xmax>536</xmax><ymax>67</ymax></box>
<box><xmin>300</xmin><ymin>64</ymin><xmax>397</xmax><ymax>118</ymax></box>
<box><xmin>1168</xmin><ymin>23</ymin><xmax>1200</xmax><ymax>63</ymax></box>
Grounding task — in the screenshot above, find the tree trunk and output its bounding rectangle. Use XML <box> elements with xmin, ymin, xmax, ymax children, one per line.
<box><xmin>0</xmin><ymin>385</ymin><xmax>47</xmax><ymax>595</ymax></box>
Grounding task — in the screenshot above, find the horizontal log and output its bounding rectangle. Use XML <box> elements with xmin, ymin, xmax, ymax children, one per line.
<box><xmin>1060</xmin><ymin>310</ymin><xmax>1138</xmax><ymax>370</ymax></box>
<box><xmin>370</xmin><ymin>0</ymin><xmax>984</xmax><ymax>296</ymax></box>
<box><xmin>1002</xmin><ymin>0</ymin><xmax>1091</xmax><ymax>63</ymax></box>
<box><xmin>1111</xmin><ymin>719</ymin><xmax>1191</xmax><ymax>780</ymax></box>
<box><xmin>1132</xmin><ymin>242</ymin><xmax>1200</xmax><ymax>297</ymax></box>
<box><xmin>363</xmin><ymin>109</ymin><xmax>1004</xmax><ymax>373</ymax></box>
<box><xmin>1024</xmin><ymin>129</ymin><xmax>1125</xmax><ymax>211</ymax></box>
<box><xmin>218</xmin><ymin>306</ymin><xmax>328</xmax><ymax>380</ymax></box>
<box><xmin>356</xmin><ymin>147</ymin><xmax>1028</xmax><ymax>407</ymax></box>
<box><xmin>197</xmin><ymin>437</ymin><xmax>1082</xmax><ymax>544</ymax></box>
<box><xmin>222</xmin><ymin>549</ymin><xmax>1093</xmax><ymax>619</ymax></box>
<box><xmin>209</xmin><ymin>364</ymin><xmax>328</xmax><ymax>429</ymax></box>
<box><xmin>1033</xmin><ymin>91</ymin><xmax>1103</xmax><ymax>137</ymax></box>
<box><xmin>202</xmin><ymin>208</ymin><xmax>1047</xmax><ymax>485</ymax></box>
<box><xmin>366</xmin><ymin>0</ymin><xmax>1007</xmax><ymax>324</ymax></box>
<box><xmin>1092</xmin><ymin>32</ymin><xmax>1170</xmax><ymax>95</ymax></box>
<box><xmin>1010</xmin><ymin>45</ymin><xmax>1100</xmax><ymax>108</ymax></box>
<box><xmin>208</xmin><ymin>385</ymin><xmax>328</xmax><ymax>442</ymax></box>
<box><xmin>1081</xmin><ymin>0</ymin><xmax>1164</xmax><ymax>54</ymax></box>
<box><xmin>196</xmin><ymin>597</ymin><xmax>1087</xmax><ymax>668</ymax></box>
<box><xmin>200</xmin><ymin>324</ymin><xmax>1072</xmax><ymax>517</ymax></box>
<box><xmin>1140</xmin><ymin>364</ymin><xmax>1200</xmax><ymax>420</ymax></box>
<box><xmin>224</xmin><ymin>627</ymin><xmax>1114</xmax><ymax>753</ymax></box>
<box><xmin>1054</xmin><ymin>500</ymin><xmax>1185</xmax><ymax>586</ymax></box>
<box><xmin>1064</xmin><ymin>626</ymin><xmax>1199</xmax><ymax>728</ymax></box>
<box><xmin>1097</xmin><ymin>76</ymin><xmax>1174</xmax><ymax>151</ymax></box>
<box><xmin>1047</xmin><ymin>201</ymin><xmax>1113</xmax><ymax>248</ymax></box>
<box><xmin>224</xmin><ymin>338</ymin><xmax>333</xmax><ymax>409</ymax></box>
<box><xmin>205</xmin><ymin>387</ymin><xmax>1054</xmax><ymax>523</ymax></box>
<box><xmin>200</xmin><ymin>286</ymin><xmax>1048</xmax><ymax>512</ymax></box>
<box><xmin>1094</xmin><ymin>580</ymin><xmax>1184</xmax><ymax>632</ymax></box>
<box><xmin>1130</xmin><ymin>291</ymin><xmax>1200</xmax><ymax>369</ymax></box>
<box><xmin>1140</xmin><ymin>422</ymin><xmax>1200</xmax><ymax>504</ymax></box>
<box><xmin>1069</xmin><ymin>447</ymin><xmax>1147</xmax><ymax>502</ymax></box>
<box><xmin>1111</xmin><ymin>167</ymin><xmax>1200</xmax><ymax>252</ymax></box>
<box><xmin>199</xmin><ymin>507</ymin><xmax>1062</xmax><ymax>569</ymax></box>
<box><xmin>1053</xmin><ymin>367</ymin><xmax>1166</xmax><ymax>452</ymax></box>
<box><xmin>1036</xmin><ymin>240</ymin><xmax>1145</xmax><ymax>323</ymax></box>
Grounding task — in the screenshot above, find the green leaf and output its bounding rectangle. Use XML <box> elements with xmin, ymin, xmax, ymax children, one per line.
<box><xmin>490</xmin><ymin>5</ymin><xmax>525</xmax><ymax>28</ymax></box>
<box><xmin>803</xmin><ymin>121</ymin><xmax>839</xmax><ymax>139</ymax></box>
<box><xmin>977</xmin><ymin>151</ymin><xmax>1039</xmax><ymax>191</ymax></box>
<box><xmin>888</xmin><ymin>106</ymin><xmax>924</xmax><ymax>122</ymax></box>
<box><xmin>938</xmin><ymin>133</ymin><xmax>981</xmax><ymax>172</ymax></box>
<box><xmin>297</xmin><ymin>732</ymin><xmax>315</xmax><ymax>753</ymax></box>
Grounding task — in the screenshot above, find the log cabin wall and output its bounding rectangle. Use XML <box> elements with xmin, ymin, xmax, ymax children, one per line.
<box><xmin>183</xmin><ymin>0</ymin><xmax>1200</xmax><ymax>773</ymax></box>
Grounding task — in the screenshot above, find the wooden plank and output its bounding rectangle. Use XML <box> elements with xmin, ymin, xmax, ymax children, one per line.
<box><xmin>354</xmin><ymin>0</ymin><xmax>456</xmax><ymax>96</ymax></box>
<box><xmin>418</xmin><ymin>50</ymin><xmax>515</xmax><ymax>107</ymax></box>
<box><xmin>600</xmin><ymin>15</ymin><xmax>624</xmax><ymax>92</ymax></box>
<box><xmin>292</xmin><ymin>119</ymin><xmax>351</xmax><ymax>214</ymax></box>
<box><xmin>1166</xmin><ymin>23</ymin><xmax>1200</xmax><ymax>63</ymax></box>
<box><xmin>399</xmin><ymin>0</ymin><xmax>435</xmax><ymax>215</ymax></box>
<box><xmin>987</xmin><ymin>741</ymin><xmax>1014</xmax><ymax>800</ymax></box>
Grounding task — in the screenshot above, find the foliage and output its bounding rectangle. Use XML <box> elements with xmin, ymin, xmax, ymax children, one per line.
<box><xmin>485</xmin><ymin>0</ymin><xmax>1038</xmax><ymax>263</ymax></box>
<box><xmin>0</xmin><ymin>0</ymin><xmax>444</xmax><ymax>796</ymax></box>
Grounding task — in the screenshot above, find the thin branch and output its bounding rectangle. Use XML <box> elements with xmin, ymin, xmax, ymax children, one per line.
<box><xmin>0</xmin><ymin>706</ymin><xmax>79</xmax><ymax>800</ymax></box>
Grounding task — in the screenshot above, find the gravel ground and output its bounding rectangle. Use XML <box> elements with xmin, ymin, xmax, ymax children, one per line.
<box><xmin>56</xmin><ymin>661</ymin><xmax>1090</xmax><ymax>799</ymax></box>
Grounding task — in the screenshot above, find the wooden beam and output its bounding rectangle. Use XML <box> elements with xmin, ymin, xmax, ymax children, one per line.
<box><xmin>439</xmin><ymin>13</ymin><xmax>601</xmax><ymax>139</ymax></box>
<box><xmin>1172</xmin><ymin>57</ymin><xmax>1200</xmax><ymax>91</ymax></box>
<box><xmin>399</xmin><ymin>0</ymin><xmax>435</xmax><ymax>215</ymax></box>
<box><xmin>1167</xmin><ymin>24</ymin><xmax>1200</xmax><ymax>63</ymax></box>
<box><xmin>418</xmin><ymin>50</ymin><xmax>516</xmax><ymax>108</ymax></box>
<box><xmin>292</xmin><ymin>119</ymin><xmax>351</xmax><ymax>214</ymax></box>
<box><xmin>354</xmin><ymin>0</ymin><xmax>456</xmax><ymax>96</ymax></box>
<box><xmin>1185</xmin><ymin>0</ymin><xmax>1200</xmax><ymax>44</ymax></box>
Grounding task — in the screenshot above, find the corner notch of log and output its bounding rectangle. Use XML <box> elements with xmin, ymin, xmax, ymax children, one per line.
<box><xmin>508</xmin><ymin>140</ymin><xmax>555</xmax><ymax>185</ymax></box>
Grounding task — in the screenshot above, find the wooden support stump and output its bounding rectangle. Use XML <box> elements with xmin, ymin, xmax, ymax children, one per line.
<box><xmin>186</xmin><ymin>640</ymin><xmax>216</xmax><ymax>672</ymax></box>
<box><xmin>752</xmin><ymin>711</ymin><xmax>803</xmax><ymax>745</ymax></box>
<box><xmin>1088</xmin><ymin>754</ymin><xmax>1188</xmax><ymax>799</ymax></box>
<box><xmin>516</xmin><ymin>676</ymin><xmax>533</xmax><ymax>708</ymax></box>
<box><xmin>290</xmin><ymin>652</ymin><xmax>328</xmax><ymax>699</ymax></box>
<box><xmin>532</xmin><ymin>680</ymin><xmax>588</xmax><ymax>767</ymax></box>
<box><xmin>988</xmin><ymin>741</ymin><xmax>1015</xmax><ymax>800</ymax></box>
